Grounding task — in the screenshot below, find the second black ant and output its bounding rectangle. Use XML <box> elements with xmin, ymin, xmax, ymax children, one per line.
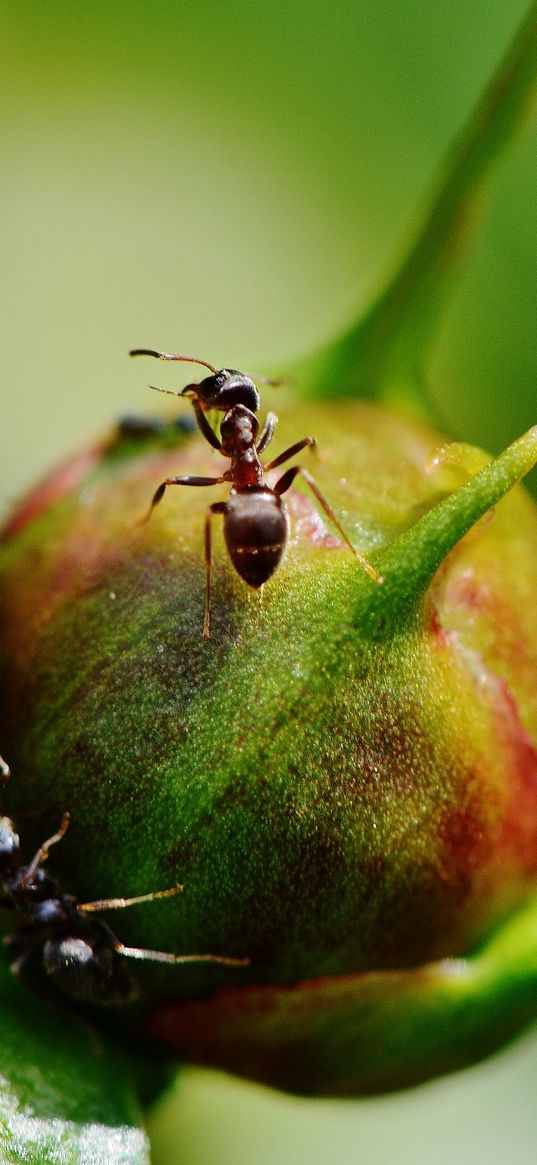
<box><xmin>130</xmin><ymin>348</ymin><xmax>383</xmax><ymax>636</ymax></box>
<box><xmin>0</xmin><ymin>761</ymin><xmax>248</xmax><ymax>1006</ymax></box>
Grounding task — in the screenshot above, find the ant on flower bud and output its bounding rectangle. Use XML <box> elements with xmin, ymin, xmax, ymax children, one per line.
<box><xmin>0</xmin><ymin>768</ymin><xmax>248</xmax><ymax>1005</ymax></box>
<box><xmin>130</xmin><ymin>348</ymin><xmax>383</xmax><ymax>635</ymax></box>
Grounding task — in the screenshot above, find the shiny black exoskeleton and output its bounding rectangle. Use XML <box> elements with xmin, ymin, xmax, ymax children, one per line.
<box><xmin>130</xmin><ymin>348</ymin><xmax>382</xmax><ymax>636</ymax></box>
<box><xmin>130</xmin><ymin>349</ymin><xmax>262</xmax><ymax>416</ymax></box>
<box><xmin>0</xmin><ymin>809</ymin><xmax>247</xmax><ymax>1006</ymax></box>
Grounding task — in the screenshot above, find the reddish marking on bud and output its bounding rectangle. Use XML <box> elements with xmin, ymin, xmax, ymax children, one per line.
<box><xmin>432</xmin><ymin>612</ymin><xmax>537</xmax><ymax>884</ymax></box>
<box><xmin>449</xmin><ymin>571</ymin><xmax>493</xmax><ymax>612</ymax></box>
<box><xmin>2</xmin><ymin>446</ymin><xmax>103</xmax><ymax>540</ymax></box>
<box><xmin>428</xmin><ymin>602</ymin><xmax>451</xmax><ymax>648</ymax></box>
<box><xmin>438</xmin><ymin>802</ymin><xmax>489</xmax><ymax>895</ymax></box>
<box><xmin>286</xmin><ymin>491</ymin><xmax>342</xmax><ymax>548</ymax></box>
<box><xmin>144</xmin><ymin>974</ymin><xmax>344</xmax><ymax>1065</ymax></box>
<box><xmin>493</xmin><ymin>679</ymin><xmax>537</xmax><ymax>875</ymax></box>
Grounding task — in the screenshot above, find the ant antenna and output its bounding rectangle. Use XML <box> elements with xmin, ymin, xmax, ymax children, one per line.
<box><xmin>131</xmin><ymin>348</ymin><xmax>283</xmax><ymax>388</ymax></box>
<box><xmin>130</xmin><ymin>349</ymin><xmax>217</xmax><ymax>375</ymax></box>
<box><xmin>20</xmin><ymin>812</ymin><xmax>71</xmax><ymax>886</ymax></box>
<box><xmin>246</xmin><ymin>371</ymin><xmax>285</xmax><ymax>388</ymax></box>
<box><xmin>147</xmin><ymin>383</ymin><xmax>188</xmax><ymax>401</ymax></box>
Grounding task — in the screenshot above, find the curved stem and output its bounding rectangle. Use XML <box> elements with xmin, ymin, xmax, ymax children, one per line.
<box><xmin>297</xmin><ymin>2</ymin><xmax>537</xmax><ymax>414</ymax></box>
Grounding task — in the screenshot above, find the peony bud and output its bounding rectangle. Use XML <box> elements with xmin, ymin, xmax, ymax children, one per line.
<box><xmin>2</xmin><ymin>399</ymin><xmax>537</xmax><ymax>1095</ymax></box>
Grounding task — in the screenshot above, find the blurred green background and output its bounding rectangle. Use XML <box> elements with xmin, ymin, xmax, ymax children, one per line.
<box><xmin>2</xmin><ymin>1</ymin><xmax>537</xmax><ymax>1161</ymax></box>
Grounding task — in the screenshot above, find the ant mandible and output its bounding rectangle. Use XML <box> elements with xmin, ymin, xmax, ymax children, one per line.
<box><xmin>0</xmin><ymin>780</ymin><xmax>248</xmax><ymax>1005</ymax></box>
<box><xmin>130</xmin><ymin>348</ymin><xmax>383</xmax><ymax>637</ymax></box>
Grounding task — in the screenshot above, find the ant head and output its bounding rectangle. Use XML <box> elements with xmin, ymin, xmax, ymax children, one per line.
<box><xmin>0</xmin><ymin>816</ymin><xmax>20</xmax><ymax>871</ymax></box>
<box><xmin>188</xmin><ymin>370</ymin><xmax>260</xmax><ymax>415</ymax></box>
<box><xmin>129</xmin><ymin>350</ymin><xmax>268</xmax><ymax>414</ymax></box>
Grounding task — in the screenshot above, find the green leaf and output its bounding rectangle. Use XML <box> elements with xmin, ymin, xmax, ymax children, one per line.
<box><xmin>295</xmin><ymin>0</ymin><xmax>537</xmax><ymax>414</ymax></box>
<box><xmin>0</xmin><ymin>958</ymin><xmax>158</xmax><ymax>1165</ymax></box>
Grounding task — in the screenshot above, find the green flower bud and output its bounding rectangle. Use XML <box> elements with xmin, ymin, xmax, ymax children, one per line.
<box><xmin>2</xmin><ymin>400</ymin><xmax>537</xmax><ymax>1095</ymax></box>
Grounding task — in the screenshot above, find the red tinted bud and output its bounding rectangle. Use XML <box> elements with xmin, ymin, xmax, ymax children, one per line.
<box><xmin>2</xmin><ymin>404</ymin><xmax>537</xmax><ymax>1094</ymax></box>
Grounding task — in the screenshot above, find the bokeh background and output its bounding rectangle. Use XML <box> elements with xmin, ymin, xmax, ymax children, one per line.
<box><xmin>2</xmin><ymin>1</ymin><xmax>537</xmax><ymax>1161</ymax></box>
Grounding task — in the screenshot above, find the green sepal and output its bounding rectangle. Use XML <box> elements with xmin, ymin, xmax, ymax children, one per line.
<box><xmin>146</xmin><ymin>887</ymin><xmax>537</xmax><ymax>1097</ymax></box>
<box><xmin>367</xmin><ymin>425</ymin><xmax>537</xmax><ymax>632</ymax></box>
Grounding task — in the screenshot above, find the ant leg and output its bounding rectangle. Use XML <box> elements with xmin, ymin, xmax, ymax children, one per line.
<box><xmin>183</xmin><ymin>396</ymin><xmax>222</xmax><ymax>452</ymax></box>
<box><xmin>78</xmin><ymin>883</ymin><xmax>183</xmax><ymax>913</ymax></box>
<box><xmin>274</xmin><ymin>465</ymin><xmax>383</xmax><ymax>584</ymax></box>
<box><xmin>204</xmin><ymin>510</ymin><xmax>212</xmax><ymax>639</ymax></box>
<box><xmin>246</xmin><ymin>371</ymin><xmax>285</xmax><ymax>387</ymax></box>
<box><xmin>145</xmin><ymin>391</ymin><xmax>222</xmax><ymax>451</ymax></box>
<box><xmin>263</xmin><ymin>436</ymin><xmax>316</xmax><ymax>472</ymax></box>
<box><xmin>204</xmin><ymin>502</ymin><xmax>227</xmax><ymax>638</ymax></box>
<box><xmin>20</xmin><ymin>813</ymin><xmax>71</xmax><ymax>886</ymax></box>
<box><xmin>113</xmin><ymin>940</ymin><xmax>249</xmax><ymax>968</ymax></box>
<box><xmin>256</xmin><ymin>411</ymin><xmax>278</xmax><ymax>454</ymax></box>
<box><xmin>140</xmin><ymin>474</ymin><xmax>225</xmax><ymax>525</ymax></box>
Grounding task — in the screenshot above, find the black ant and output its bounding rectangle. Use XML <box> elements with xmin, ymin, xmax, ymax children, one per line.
<box><xmin>130</xmin><ymin>349</ymin><xmax>382</xmax><ymax>636</ymax></box>
<box><xmin>0</xmin><ymin>787</ymin><xmax>248</xmax><ymax>1006</ymax></box>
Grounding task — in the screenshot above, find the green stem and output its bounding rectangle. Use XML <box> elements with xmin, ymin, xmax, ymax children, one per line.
<box><xmin>297</xmin><ymin>1</ymin><xmax>537</xmax><ymax>414</ymax></box>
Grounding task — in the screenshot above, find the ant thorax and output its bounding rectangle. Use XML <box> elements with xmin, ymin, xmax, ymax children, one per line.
<box><xmin>220</xmin><ymin>406</ymin><xmax>259</xmax><ymax>453</ymax></box>
<box><xmin>220</xmin><ymin>407</ymin><xmax>266</xmax><ymax>489</ymax></box>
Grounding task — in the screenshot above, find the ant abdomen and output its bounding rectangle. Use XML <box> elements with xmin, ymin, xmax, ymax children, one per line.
<box><xmin>223</xmin><ymin>488</ymin><xmax>289</xmax><ymax>588</ymax></box>
<box><xmin>42</xmin><ymin>926</ymin><xmax>137</xmax><ymax>1005</ymax></box>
